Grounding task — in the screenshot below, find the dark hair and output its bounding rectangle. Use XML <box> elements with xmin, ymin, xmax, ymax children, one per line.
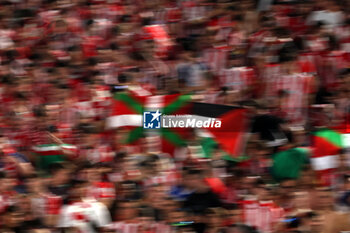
<box><xmin>120</xmin><ymin>15</ymin><xmax>132</xmax><ymax>23</ymax></box>
<box><xmin>118</xmin><ymin>73</ymin><xmax>130</xmax><ymax>83</ymax></box>
<box><xmin>138</xmin><ymin>206</ymin><xmax>155</xmax><ymax>218</ymax></box>
<box><xmin>49</xmin><ymin>163</ymin><xmax>66</xmax><ymax>175</ymax></box>
<box><xmin>67</xmin><ymin>45</ymin><xmax>80</xmax><ymax>52</ymax></box>
<box><xmin>76</xmin><ymin>123</ymin><xmax>97</xmax><ymax>134</ymax></box>
<box><xmin>55</xmin><ymin>19</ymin><xmax>66</xmax><ymax>27</ymax></box>
<box><xmin>85</xmin><ymin>19</ymin><xmax>94</xmax><ymax>28</ymax></box>
<box><xmin>1</xmin><ymin>75</ymin><xmax>15</xmax><ymax>85</ymax></box>
<box><xmin>0</xmin><ymin>171</ymin><xmax>6</xmax><ymax>179</ymax></box>
<box><xmin>14</xmin><ymin>92</ymin><xmax>26</xmax><ymax>100</ymax></box>
<box><xmin>5</xmin><ymin>49</ymin><xmax>18</xmax><ymax>61</ymax></box>
<box><xmin>255</xmin><ymin>178</ymin><xmax>266</xmax><ymax>187</ymax></box>
<box><xmin>229</xmin><ymin>224</ymin><xmax>259</xmax><ymax>233</ymax></box>
<box><xmin>33</xmin><ymin>105</ymin><xmax>47</xmax><ymax>118</ymax></box>
<box><xmin>186</xmin><ymin>168</ymin><xmax>202</xmax><ymax>175</ymax></box>
<box><xmin>278</xmin><ymin>89</ymin><xmax>289</xmax><ymax>98</ymax></box>
<box><xmin>69</xmin><ymin>179</ymin><xmax>88</xmax><ymax>188</ymax></box>
<box><xmin>284</xmin><ymin>130</ymin><xmax>294</xmax><ymax>144</ymax></box>
<box><xmin>327</xmin><ymin>34</ymin><xmax>338</xmax><ymax>50</ymax></box>
<box><xmin>47</xmin><ymin>125</ymin><xmax>58</xmax><ymax>133</ymax></box>
<box><xmin>110</xmin><ymin>42</ymin><xmax>119</xmax><ymax>51</ymax></box>
<box><xmin>111</xmin><ymin>26</ymin><xmax>120</xmax><ymax>36</ymax></box>
<box><xmin>224</xmin><ymin>203</ymin><xmax>239</xmax><ymax>210</ymax></box>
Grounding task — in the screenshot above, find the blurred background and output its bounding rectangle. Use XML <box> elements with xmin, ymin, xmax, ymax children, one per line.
<box><xmin>0</xmin><ymin>0</ymin><xmax>349</xmax><ymax>232</ymax></box>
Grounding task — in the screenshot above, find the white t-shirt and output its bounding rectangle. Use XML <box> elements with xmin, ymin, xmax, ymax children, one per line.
<box><xmin>307</xmin><ymin>10</ymin><xmax>344</xmax><ymax>27</ymax></box>
<box><xmin>58</xmin><ymin>198</ymin><xmax>111</xmax><ymax>233</ymax></box>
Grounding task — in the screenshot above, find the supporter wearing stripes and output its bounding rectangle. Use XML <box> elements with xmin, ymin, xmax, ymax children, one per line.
<box><xmin>262</xmin><ymin>44</ymin><xmax>315</xmax><ymax>126</ymax></box>
<box><xmin>25</xmin><ymin>173</ymin><xmax>63</xmax><ymax>228</ymax></box>
<box><xmin>77</xmin><ymin>163</ymin><xmax>116</xmax><ymax>209</ymax></box>
<box><xmin>240</xmin><ymin>178</ymin><xmax>284</xmax><ymax>233</ymax></box>
<box><xmin>58</xmin><ymin>179</ymin><xmax>112</xmax><ymax>233</ymax></box>
<box><xmin>0</xmin><ymin>0</ymin><xmax>350</xmax><ymax>232</ymax></box>
<box><xmin>220</xmin><ymin>52</ymin><xmax>256</xmax><ymax>102</ymax></box>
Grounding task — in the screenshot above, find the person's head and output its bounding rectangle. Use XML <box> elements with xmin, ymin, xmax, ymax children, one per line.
<box><xmin>183</xmin><ymin>168</ymin><xmax>206</xmax><ymax>190</ymax></box>
<box><xmin>277</xmin><ymin>89</ymin><xmax>289</xmax><ymax>104</ymax></box>
<box><xmin>292</xmin><ymin>191</ymin><xmax>311</xmax><ymax>210</ymax></box>
<box><xmin>310</xmin><ymin>212</ymin><xmax>324</xmax><ymax>233</ymax></box>
<box><xmin>238</xmin><ymin>175</ymin><xmax>256</xmax><ymax>194</ymax></box>
<box><xmin>253</xmin><ymin>179</ymin><xmax>270</xmax><ymax>201</ymax></box>
<box><xmin>206</xmin><ymin>208</ymin><xmax>225</xmax><ymax>228</ymax></box>
<box><xmin>168</xmin><ymin>209</ymin><xmax>187</xmax><ymax>224</ymax></box>
<box><xmin>54</xmin><ymin>19</ymin><xmax>67</xmax><ymax>34</ymax></box>
<box><xmin>228</xmin><ymin>52</ymin><xmax>244</xmax><ymax>68</ymax></box>
<box><xmin>344</xmin><ymin>174</ymin><xmax>350</xmax><ymax>190</ymax></box>
<box><xmin>248</xmin><ymin>141</ymin><xmax>269</xmax><ymax>159</ymax></box>
<box><xmin>49</xmin><ymin>163</ymin><xmax>70</xmax><ymax>186</ymax></box>
<box><xmin>69</xmin><ymin>179</ymin><xmax>89</xmax><ymax>200</ymax></box>
<box><xmin>0</xmin><ymin>172</ymin><xmax>16</xmax><ymax>192</ymax></box>
<box><xmin>224</xmin><ymin>203</ymin><xmax>242</xmax><ymax>224</ymax></box>
<box><xmin>1</xmin><ymin>206</ymin><xmax>24</xmax><ymax>229</ymax></box>
<box><xmin>67</xmin><ymin>45</ymin><xmax>82</xmax><ymax>63</ymax></box>
<box><xmin>25</xmin><ymin>173</ymin><xmax>42</xmax><ymax>194</ymax></box>
<box><xmin>146</xmin><ymin>184</ymin><xmax>167</xmax><ymax>204</ymax></box>
<box><xmin>338</xmin><ymin>149</ymin><xmax>349</xmax><ymax>172</ymax></box>
<box><xmin>203</xmin><ymin>71</ymin><xmax>215</xmax><ymax>88</ymax></box>
<box><xmin>116</xmin><ymin>200</ymin><xmax>138</xmax><ymax>221</ymax></box>
<box><xmin>314</xmin><ymin>187</ymin><xmax>334</xmax><ymax>210</ymax></box>
<box><xmin>279</xmin><ymin>179</ymin><xmax>297</xmax><ymax>198</ymax></box>
<box><xmin>16</xmin><ymin>194</ymin><xmax>31</xmax><ymax>213</ymax></box>
<box><xmin>226</xmin><ymin>224</ymin><xmax>259</xmax><ymax>233</ymax></box>
<box><xmin>140</xmin><ymin>39</ymin><xmax>155</xmax><ymax>55</ymax></box>
<box><xmin>137</xmin><ymin>206</ymin><xmax>155</xmax><ymax>226</ymax></box>
<box><xmin>159</xmin><ymin>197</ymin><xmax>179</xmax><ymax>214</ymax></box>
<box><xmin>77</xmin><ymin>162</ymin><xmax>98</xmax><ymax>182</ymax></box>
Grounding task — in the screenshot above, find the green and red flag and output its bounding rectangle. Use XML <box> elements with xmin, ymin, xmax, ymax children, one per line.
<box><xmin>191</xmin><ymin>102</ymin><xmax>248</xmax><ymax>159</ymax></box>
<box><xmin>106</xmin><ymin>91</ymin><xmax>147</xmax><ymax>129</ymax></box>
<box><xmin>32</xmin><ymin>144</ymin><xmax>66</xmax><ymax>171</ymax></box>
<box><xmin>107</xmin><ymin>92</ymin><xmax>248</xmax><ymax>157</ymax></box>
<box><xmin>311</xmin><ymin>127</ymin><xmax>348</xmax><ymax>185</ymax></box>
<box><xmin>106</xmin><ymin>91</ymin><xmax>192</xmax><ymax>154</ymax></box>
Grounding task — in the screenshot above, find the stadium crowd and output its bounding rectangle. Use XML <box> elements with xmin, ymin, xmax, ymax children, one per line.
<box><xmin>0</xmin><ymin>0</ymin><xmax>350</xmax><ymax>232</ymax></box>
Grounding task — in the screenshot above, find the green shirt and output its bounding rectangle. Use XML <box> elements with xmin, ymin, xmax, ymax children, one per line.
<box><xmin>272</xmin><ymin>147</ymin><xmax>309</xmax><ymax>181</ymax></box>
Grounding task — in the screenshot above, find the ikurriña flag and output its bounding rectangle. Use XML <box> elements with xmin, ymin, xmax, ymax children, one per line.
<box><xmin>106</xmin><ymin>91</ymin><xmax>248</xmax><ymax>157</ymax></box>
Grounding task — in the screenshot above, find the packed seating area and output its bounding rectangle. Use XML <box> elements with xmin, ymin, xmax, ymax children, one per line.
<box><xmin>0</xmin><ymin>0</ymin><xmax>350</xmax><ymax>232</ymax></box>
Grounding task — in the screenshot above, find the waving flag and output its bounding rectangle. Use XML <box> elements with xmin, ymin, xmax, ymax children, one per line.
<box><xmin>192</xmin><ymin>102</ymin><xmax>248</xmax><ymax>158</ymax></box>
<box><xmin>311</xmin><ymin>128</ymin><xmax>347</xmax><ymax>185</ymax></box>
<box><xmin>107</xmin><ymin>92</ymin><xmax>248</xmax><ymax>156</ymax></box>
<box><xmin>106</xmin><ymin>91</ymin><xmax>192</xmax><ymax>154</ymax></box>
<box><xmin>106</xmin><ymin>92</ymin><xmax>146</xmax><ymax>129</ymax></box>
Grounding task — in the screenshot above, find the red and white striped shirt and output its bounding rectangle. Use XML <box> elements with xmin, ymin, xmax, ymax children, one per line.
<box><xmin>274</xmin><ymin>73</ymin><xmax>314</xmax><ymax>124</ymax></box>
<box><xmin>31</xmin><ymin>193</ymin><xmax>62</xmax><ymax>218</ymax></box>
<box><xmin>181</xmin><ymin>0</ymin><xmax>207</xmax><ymax>22</ymax></box>
<box><xmin>107</xmin><ymin>222</ymin><xmax>140</xmax><ymax>233</ymax></box>
<box><xmin>203</xmin><ymin>45</ymin><xmax>229</xmax><ymax>74</ymax></box>
<box><xmin>319</xmin><ymin>50</ymin><xmax>348</xmax><ymax>89</ymax></box>
<box><xmin>241</xmin><ymin>199</ymin><xmax>284</xmax><ymax>233</ymax></box>
<box><xmin>220</xmin><ymin>66</ymin><xmax>256</xmax><ymax>91</ymax></box>
<box><xmin>89</xmin><ymin>182</ymin><xmax>116</xmax><ymax>201</ymax></box>
<box><xmin>143</xmin><ymin>170</ymin><xmax>179</xmax><ymax>187</ymax></box>
<box><xmin>262</xmin><ymin>63</ymin><xmax>281</xmax><ymax>97</ymax></box>
<box><xmin>107</xmin><ymin>221</ymin><xmax>173</xmax><ymax>233</ymax></box>
<box><xmin>85</xmin><ymin>144</ymin><xmax>114</xmax><ymax>164</ymax></box>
